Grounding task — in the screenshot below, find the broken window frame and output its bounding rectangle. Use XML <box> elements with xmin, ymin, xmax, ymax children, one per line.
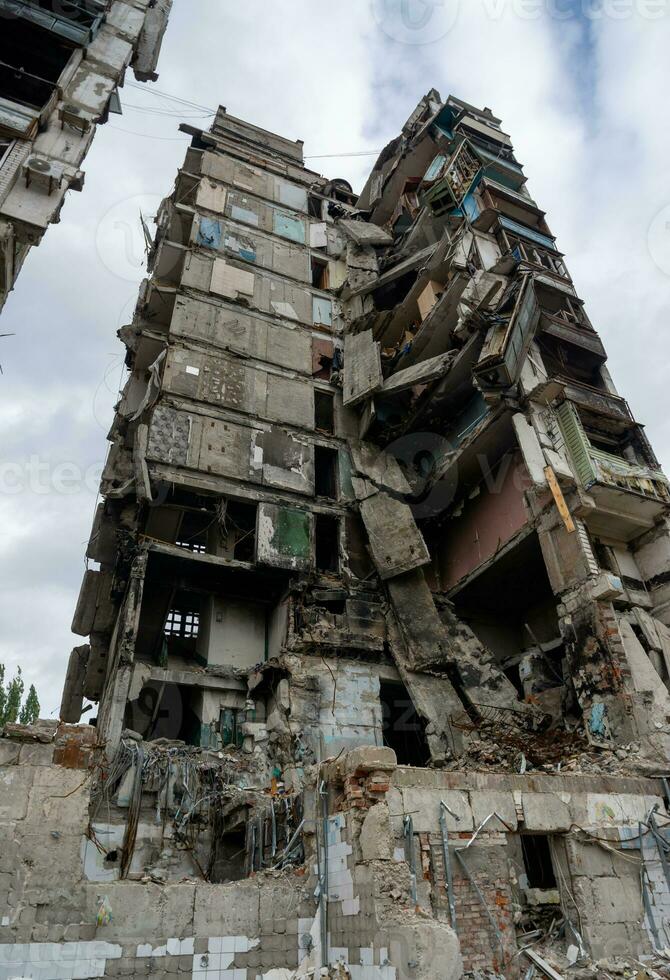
<box><xmin>379</xmin><ymin>680</ymin><xmax>431</xmax><ymax>767</ymax></box>
<box><xmin>496</xmin><ymin>226</ymin><xmax>569</xmax><ymax>280</ymax></box>
<box><xmin>174</xmin><ymin>509</ymin><xmax>213</xmax><ymax>555</ymax></box>
<box><xmin>308</xmin><ymin>194</ymin><xmax>324</xmax><ymax>220</ymax></box>
<box><xmin>314</xmin><ymin>389</ymin><xmax>335</xmax><ymax>434</ymax></box>
<box><xmin>519</xmin><ymin>833</ymin><xmax>558</xmax><ymax>891</ymax></box>
<box><xmin>314</xmin><ymin>513</ymin><xmax>341</xmax><ymax>575</ymax></box>
<box><xmin>311</xmin><ymin>254</ymin><xmax>330</xmax><ymax>290</ymax></box>
<box><xmin>164</xmin><ymin>607</ymin><xmax>200</xmax><ymax>640</ymax></box>
<box><xmin>314</xmin><ymin>445</ymin><xmax>339</xmax><ymax>499</ymax></box>
<box><xmin>218</xmin><ymin>498</ymin><xmax>258</xmax><ymax>563</ymax></box>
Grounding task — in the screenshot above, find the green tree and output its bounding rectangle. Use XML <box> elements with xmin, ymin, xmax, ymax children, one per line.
<box><xmin>0</xmin><ymin>665</ymin><xmax>40</xmax><ymax>727</ymax></box>
<box><xmin>20</xmin><ymin>685</ymin><xmax>40</xmax><ymax>725</ymax></box>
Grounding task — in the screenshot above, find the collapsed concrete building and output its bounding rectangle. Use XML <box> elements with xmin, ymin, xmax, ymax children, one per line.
<box><xmin>4</xmin><ymin>90</ymin><xmax>670</xmax><ymax>979</ymax></box>
<box><xmin>0</xmin><ymin>0</ymin><xmax>172</xmax><ymax>313</ymax></box>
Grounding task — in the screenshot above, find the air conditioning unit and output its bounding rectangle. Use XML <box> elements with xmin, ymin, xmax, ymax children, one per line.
<box><xmin>23</xmin><ymin>156</ymin><xmax>65</xmax><ymax>194</ymax></box>
<box><xmin>59</xmin><ymin>103</ymin><xmax>93</xmax><ymax>135</ymax></box>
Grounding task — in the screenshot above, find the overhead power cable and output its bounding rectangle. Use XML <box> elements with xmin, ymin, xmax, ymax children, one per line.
<box><xmin>122</xmin><ymin>105</ymin><xmax>214</xmax><ymax>119</ymax></box>
<box><xmin>108</xmin><ymin>125</ymin><xmax>192</xmax><ymax>142</ymax></box>
<box><xmin>123</xmin><ymin>86</ymin><xmax>382</xmax><ymax>160</ymax></box>
<box><xmin>304</xmin><ymin>150</ymin><xmax>382</xmax><ymax>160</ymax></box>
<box><xmin>126</xmin><ymin>81</ymin><xmax>217</xmax><ymax>115</ymax></box>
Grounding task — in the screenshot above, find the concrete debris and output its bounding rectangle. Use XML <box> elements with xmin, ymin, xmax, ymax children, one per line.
<box><xmin>4</xmin><ymin>89</ymin><xmax>670</xmax><ymax>978</ymax></box>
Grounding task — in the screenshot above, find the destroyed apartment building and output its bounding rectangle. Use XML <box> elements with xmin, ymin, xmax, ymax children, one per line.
<box><xmin>0</xmin><ymin>0</ymin><xmax>172</xmax><ymax>314</ymax></box>
<box><xmin>4</xmin><ymin>89</ymin><xmax>670</xmax><ymax>979</ymax></box>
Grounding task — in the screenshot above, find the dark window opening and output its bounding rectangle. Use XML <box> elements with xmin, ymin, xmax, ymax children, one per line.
<box><xmin>308</xmin><ymin>195</ymin><xmax>323</xmax><ymax>220</ymax></box>
<box><xmin>315</xmin><ymin>446</ymin><xmax>338</xmax><ymax>498</ymax></box>
<box><xmin>315</xmin><ymin>390</ymin><xmax>335</xmax><ymax>433</ymax></box>
<box><xmin>220</xmin><ymin>499</ymin><xmax>257</xmax><ymax>562</ymax></box>
<box><xmin>585</xmin><ymin>430</ymin><xmax>629</xmax><ymax>460</ymax></box>
<box><xmin>504</xmin><ymin>662</ymin><xmax>524</xmax><ymax>698</ymax></box>
<box><xmin>176</xmin><ymin>510</ymin><xmax>211</xmax><ymax>554</ymax></box>
<box><xmin>374</xmin><ymin>269</ymin><xmax>419</xmax><ymax>312</ymax></box>
<box><xmin>17</xmin><ymin>0</ymin><xmax>105</xmax><ymax>28</ymax></box>
<box><xmin>124</xmin><ymin>681</ymin><xmax>201</xmax><ymax>745</ymax></box>
<box><xmin>315</xmin><ymin>514</ymin><xmax>340</xmax><ymax>574</ymax></box>
<box><xmin>380</xmin><ymin>681</ymin><xmax>430</xmax><ymax>767</ymax></box>
<box><xmin>321</xmin><ymin>598</ymin><xmax>346</xmax><ymax>615</ymax></box>
<box><xmin>345</xmin><ymin>514</ymin><xmax>374</xmax><ymax>581</ymax></box>
<box><xmin>209</xmin><ymin>826</ymin><xmax>248</xmax><ymax>884</ymax></box>
<box><xmin>521</xmin><ymin>834</ymin><xmax>557</xmax><ymax>890</ymax></box>
<box><xmin>537</xmin><ymin>335</ymin><xmax>604</xmax><ymax>388</ymax></box>
<box><xmin>311</xmin><ymin>256</ymin><xmax>330</xmax><ymax>290</ymax></box>
<box><xmin>592</xmin><ymin>538</ymin><xmax>617</xmax><ymax>575</ymax></box>
<box><xmin>0</xmin><ymin>20</ymin><xmax>72</xmax><ymax>109</ymax></box>
<box><xmin>312</xmin><ymin>339</ymin><xmax>334</xmax><ymax>381</ymax></box>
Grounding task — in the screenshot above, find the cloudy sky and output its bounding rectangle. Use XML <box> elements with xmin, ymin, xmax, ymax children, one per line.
<box><xmin>1</xmin><ymin>0</ymin><xmax>669</xmax><ymax>715</ymax></box>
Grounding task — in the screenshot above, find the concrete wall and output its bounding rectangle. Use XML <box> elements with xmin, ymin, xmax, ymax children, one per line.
<box><xmin>0</xmin><ymin>726</ymin><xmax>313</xmax><ymax>979</ymax></box>
<box><xmin>386</xmin><ymin>767</ymin><xmax>667</xmax><ymax>969</ymax></box>
<box><xmin>439</xmin><ymin>455</ymin><xmax>530</xmax><ymax>591</ymax></box>
<box><xmin>198</xmin><ymin>596</ymin><xmax>267</xmax><ymax>669</ymax></box>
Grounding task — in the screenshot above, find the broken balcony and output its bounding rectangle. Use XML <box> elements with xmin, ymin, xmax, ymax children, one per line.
<box><xmin>494</xmin><ymin>221</ymin><xmax>570</xmax><ymax>282</ymax></box>
<box><xmin>446</xmin><ymin>529</ymin><xmax>567</xmax><ymax>725</ymax></box>
<box><xmin>467</xmin><ymin>179</ymin><xmax>552</xmax><ymax>240</ymax></box>
<box><xmin>150</xmin><ymin>237</ymin><xmax>187</xmax><ymax>287</ymax></box>
<box><xmin>133</xmin><ymin>279</ymin><xmax>178</xmax><ymax>335</ymax></box>
<box><xmin>474</xmin><ymin>275</ymin><xmax>541</xmax><ymax>390</ymax></box>
<box><xmin>421</xmin><ymin>139</ymin><xmax>483</xmax><ymax>216</ymax></box>
<box><xmin>472</xmin><ymin>143</ymin><xmax>527</xmax><ymax>192</ymax></box>
<box><xmin>556</xmin><ymin>400</ymin><xmax>670</xmax><ymax>537</ymax></box>
<box><xmin>291</xmin><ymin>593</ymin><xmax>387</xmax><ymax>655</ymax></box>
<box><xmin>0</xmin><ymin>0</ymin><xmax>106</xmax><ymax>45</ymax></box>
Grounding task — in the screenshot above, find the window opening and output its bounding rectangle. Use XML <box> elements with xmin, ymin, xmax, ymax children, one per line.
<box><xmin>315</xmin><ymin>446</ymin><xmax>338</xmax><ymax>498</ymax></box>
<box><xmin>311</xmin><ymin>255</ymin><xmax>330</xmax><ymax>290</ymax></box>
<box><xmin>379</xmin><ymin>680</ymin><xmax>430</xmax><ymax>767</ymax></box>
<box><xmin>315</xmin><ymin>390</ymin><xmax>335</xmax><ymax>432</ymax></box>
<box><xmin>164</xmin><ymin>608</ymin><xmax>200</xmax><ymax>639</ymax></box>
<box><xmin>315</xmin><ymin>514</ymin><xmax>340</xmax><ymax>574</ymax></box>
<box><xmin>308</xmin><ymin>195</ymin><xmax>323</xmax><ymax>219</ymax></box>
<box><xmin>521</xmin><ymin>834</ymin><xmax>557</xmax><ymax>890</ymax></box>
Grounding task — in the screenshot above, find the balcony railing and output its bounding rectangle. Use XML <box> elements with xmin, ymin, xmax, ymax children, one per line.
<box><xmin>422</xmin><ymin>139</ymin><xmax>482</xmax><ymax>215</ymax></box>
<box><xmin>556</xmin><ymin>402</ymin><xmax>670</xmax><ymax>503</ymax></box>
<box><xmin>0</xmin><ymin>0</ymin><xmax>106</xmax><ymax>43</ymax></box>
<box><xmin>558</xmin><ymin>379</ymin><xmax>633</xmax><ymax>426</ymax></box>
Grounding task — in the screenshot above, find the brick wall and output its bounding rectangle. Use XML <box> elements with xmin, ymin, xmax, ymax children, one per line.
<box><xmin>428</xmin><ymin>832</ymin><xmax>518</xmax><ymax>977</ymax></box>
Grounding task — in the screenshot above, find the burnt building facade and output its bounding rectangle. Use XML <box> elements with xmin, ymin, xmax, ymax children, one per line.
<box><xmin>3</xmin><ymin>90</ymin><xmax>670</xmax><ymax>980</ymax></box>
<box><xmin>0</xmin><ymin>0</ymin><xmax>172</xmax><ymax>313</ymax></box>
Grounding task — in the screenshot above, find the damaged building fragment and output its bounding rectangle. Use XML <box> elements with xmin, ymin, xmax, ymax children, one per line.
<box><xmin>0</xmin><ymin>0</ymin><xmax>172</xmax><ymax>313</ymax></box>
<box><xmin>5</xmin><ymin>90</ymin><xmax>670</xmax><ymax>978</ymax></box>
